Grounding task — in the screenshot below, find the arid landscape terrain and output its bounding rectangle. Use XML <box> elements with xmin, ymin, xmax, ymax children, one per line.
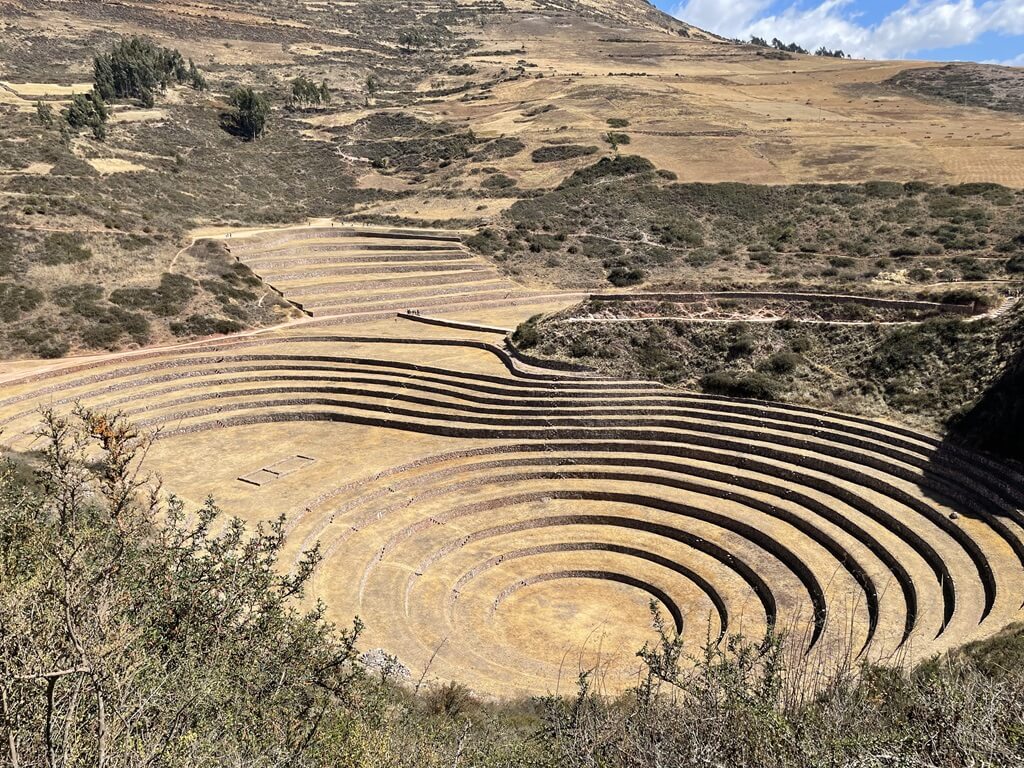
<box><xmin>1</xmin><ymin>0</ymin><xmax>1023</xmax><ymax>765</ymax></box>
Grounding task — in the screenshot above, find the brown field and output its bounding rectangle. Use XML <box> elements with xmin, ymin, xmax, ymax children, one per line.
<box><xmin>409</xmin><ymin>27</ymin><xmax>1024</xmax><ymax>190</ymax></box>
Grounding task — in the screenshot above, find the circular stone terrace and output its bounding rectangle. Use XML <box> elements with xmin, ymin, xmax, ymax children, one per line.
<box><xmin>2</xmin><ymin>224</ymin><xmax>1021</xmax><ymax>697</ymax></box>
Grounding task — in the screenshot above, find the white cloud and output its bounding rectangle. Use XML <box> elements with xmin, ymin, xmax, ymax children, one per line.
<box><xmin>673</xmin><ymin>0</ymin><xmax>775</xmax><ymax>33</ymax></box>
<box><xmin>989</xmin><ymin>52</ymin><xmax>1024</xmax><ymax>66</ymax></box>
<box><xmin>672</xmin><ymin>0</ymin><xmax>1024</xmax><ymax>60</ymax></box>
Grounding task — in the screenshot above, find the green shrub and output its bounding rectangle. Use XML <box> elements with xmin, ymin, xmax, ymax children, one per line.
<box><xmin>761</xmin><ymin>350</ymin><xmax>803</xmax><ymax>374</ymax></box>
<box><xmin>939</xmin><ymin>288</ymin><xmax>993</xmax><ymax>310</ymax></box>
<box><xmin>606</xmin><ymin>266</ymin><xmax>645</xmax><ymax>286</ymax></box>
<box><xmin>604</xmin><ymin>132</ymin><xmax>631</xmax><ymax>148</ymax></box>
<box><xmin>0</xmin><ymin>282</ymin><xmax>43</xmax><ymax>322</ymax></box>
<box><xmin>81</xmin><ymin>307</ymin><xmax>150</xmax><ymax>349</ymax></box>
<box><xmin>8</xmin><ymin>320</ymin><xmax>70</xmax><ymax>358</ymax></box>
<box><xmin>51</xmin><ymin>283</ymin><xmax>104</xmax><ymax>311</ymax></box>
<box><xmin>512</xmin><ymin>315</ymin><xmax>542</xmax><ymax>348</ymax></box>
<box><xmin>790</xmin><ymin>335</ymin><xmax>813</xmax><ymax>352</ymax></box>
<box><xmin>653</xmin><ymin>221</ymin><xmax>703</xmax><ymax>247</ymax></box>
<box><xmin>39</xmin><ymin>233</ymin><xmax>92</xmax><ymax>265</ymax></box>
<box><xmin>466</xmin><ymin>228</ymin><xmax>502</xmax><ymax>255</ymax></box>
<box><xmin>701</xmin><ymin>371</ymin><xmax>779</xmax><ymax>400</ymax></box>
<box><xmin>728</xmin><ymin>336</ymin><xmax>756</xmax><ymax>358</ymax></box>
<box><xmin>481</xmin><ymin>173</ymin><xmax>516</xmax><ymax>190</ymax></box>
<box><xmin>170</xmin><ymin>314</ymin><xmax>244</xmax><ymax>337</ymax></box>
<box><xmin>109</xmin><ymin>273</ymin><xmax>196</xmax><ymax>317</ymax></box>
<box><xmin>530</xmin><ymin>145</ymin><xmax>597</xmax><ymax>163</ymax></box>
<box><xmin>864</xmin><ymin>180</ymin><xmax>905</xmax><ymax>198</ymax></box>
<box><xmin>889</xmin><ymin>245</ymin><xmax>921</xmax><ymax>257</ymax></box>
<box><xmin>473</xmin><ymin>137</ymin><xmax>525</xmax><ymax>161</ymax></box>
<box><xmin>560</xmin><ymin>155</ymin><xmax>654</xmax><ymax>186</ymax></box>
<box><xmin>607</xmin><ymin>117</ymin><xmax>629</xmax><ymax>128</ymax></box>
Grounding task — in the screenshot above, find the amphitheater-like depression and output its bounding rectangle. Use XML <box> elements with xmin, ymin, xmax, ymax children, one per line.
<box><xmin>3</xmin><ymin>225</ymin><xmax>1022</xmax><ymax>697</ymax></box>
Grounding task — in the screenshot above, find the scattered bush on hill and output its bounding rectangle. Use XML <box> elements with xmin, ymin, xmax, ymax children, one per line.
<box><xmin>702</xmin><ymin>370</ymin><xmax>780</xmax><ymax>399</ymax></box>
<box><xmin>607</xmin><ymin>265</ymin><xmax>645</xmax><ymax>286</ymax></box>
<box><xmin>481</xmin><ymin>173</ymin><xmax>516</xmax><ymax>190</ymax></box>
<box><xmin>604</xmin><ymin>132</ymin><xmax>630</xmax><ymax>150</ymax></box>
<box><xmin>109</xmin><ymin>273</ymin><xmax>196</xmax><ymax>317</ymax></box>
<box><xmin>398</xmin><ymin>28</ymin><xmax>427</xmax><ymax>52</ymax></box>
<box><xmin>170</xmin><ymin>314</ymin><xmax>245</xmax><ymax>337</ymax></box>
<box><xmin>38</xmin><ymin>233</ymin><xmax>92</xmax><ymax>265</ymax></box>
<box><xmin>0</xmin><ymin>282</ymin><xmax>43</xmax><ymax>322</ymax></box>
<box><xmin>512</xmin><ymin>314</ymin><xmax>542</xmax><ymax>348</ymax></box>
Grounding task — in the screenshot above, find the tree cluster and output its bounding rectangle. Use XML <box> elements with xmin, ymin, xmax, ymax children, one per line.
<box><xmin>398</xmin><ymin>28</ymin><xmax>427</xmax><ymax>52</ymax></box>
<box><xmin>62</xmin><ymin>91</ymin><xmax>108</xmax><ymax>141</ymax></box>
<box><xmin>93</xmin><ymin>36</ymin><xmax>206</xmax><ymax>108</ymax></box>
<box><xmin>289</xmin><ymin>76</ymin><xmax>331</xmax><ymax>109</ymax></box>
<box><xmin>222</xmin><ymin>86</ymin><xmax>271</xmax><ymax>140</ymax></box>
<box><xmin>770</xmin><ymin>38</ymin><xmax>809</xmax><ymax>54</ymax></box>
<box><xmin>749</xmin><ymin>36</ymin><xmax>846</xmax><ymax>57</ymax></box>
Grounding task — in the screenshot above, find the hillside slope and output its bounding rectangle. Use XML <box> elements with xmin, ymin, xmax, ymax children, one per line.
<box><xmin>515</xmin><ymin>298</ymin><xmax>1024</xmax><ymax>463</ymax></box>
<box><xmin>2</xmin><ymin>0</ymin><xmax>1024</xmax><ymax>360</ymax></box>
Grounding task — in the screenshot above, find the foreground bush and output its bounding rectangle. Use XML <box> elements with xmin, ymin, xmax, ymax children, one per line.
<box><xmin>0</xmin><ymin>408</ymin><xmax>361</xmax><ymax>765</ymax></box>
<box><xmin>2</xmin><ymin>411</ymin><xmax>1022</xmax><ymax>766</ymax></box>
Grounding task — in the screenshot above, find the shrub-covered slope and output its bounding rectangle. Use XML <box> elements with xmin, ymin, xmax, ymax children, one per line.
<box><xmin>470</xmin><ymin>156</ymin><xmax>1024</xmax><ymax>291</ymax></box>
<box><xmin>514</xmin><ymin>300</ymin><xmax>1024</xmax><ymax>462</ymax></box>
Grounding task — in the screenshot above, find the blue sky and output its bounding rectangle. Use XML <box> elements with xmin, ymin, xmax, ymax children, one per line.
<box><xmin>656</xmin><ymin>0</ymin><xmax>1024</xmax><ymax>64</ymax></box>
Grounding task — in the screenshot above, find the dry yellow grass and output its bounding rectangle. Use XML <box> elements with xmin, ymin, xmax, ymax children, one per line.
<box><xmin>85</xmin><ymin>157</ymin><xmax>151</xmax><ymax>174</ymax></box>
<box><xmin>383</xmin><ymin>22</ymin><xmax>1024</xmax><ymax>190</ymax></box>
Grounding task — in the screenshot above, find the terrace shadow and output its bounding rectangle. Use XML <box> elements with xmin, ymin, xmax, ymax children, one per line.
<box><xmin>945</xmin><ymin>344</ymin><xmax>1024</xmax><ymax>469</ymax></box>
<box><xmin>918</xmin><ymin>343</ymin><xmax>1024</xmax><ymax>529</ymax></box>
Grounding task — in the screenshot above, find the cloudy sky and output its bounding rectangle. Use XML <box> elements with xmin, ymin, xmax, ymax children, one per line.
<box><xmin>659</xmin><ymin>0</ymin><xmax>1024</xmax><ymax>64</ymax></box>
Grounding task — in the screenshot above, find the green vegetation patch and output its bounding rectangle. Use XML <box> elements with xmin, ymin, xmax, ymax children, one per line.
<box><xmin>471</xmin><ymin>155</ymin><xmax>1024</xmax><ymax>290</ymax></box>
<box><xmin>170</xmin><ymin>314</ymin><xmax>245</xmax><ymax>337</ymax></box>
<box><xmin>38</xmin><ymin>232</ymin><xmax>93</xmax><ymax>265</ymax></box>
<box><xmin>0</xmin><ymin>282</ymin><xmax>43</xmax><ymax>322</ymax></box>
<box><xmin>530</xmin><ymin>144</ymin><xmax>598</xmax><ymax>163</ymax></box>
<box><xmin>110</xmin><ymin>272</ymin><xmax>196</xmax><ymax>317</ymax></box>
